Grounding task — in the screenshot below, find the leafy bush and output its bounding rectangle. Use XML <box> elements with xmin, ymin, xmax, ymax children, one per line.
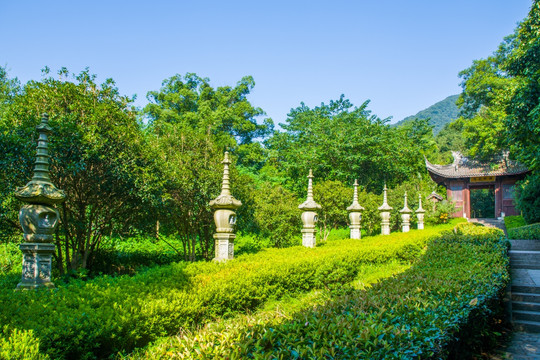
<box><xmin>253</xmin><ymin>184</ymin><xmax>301</xmax><ymax>247</ymax></box>
<box><xmin>0</xmin><ymin>327</ymin><xmax>49</xmax><ymax>360</ymax></box>
<box><xmin>0</xmin><ymin>221</ymin><xmax>462</xmax><ymax>359</ymax></box>
<box><xmin>125</xmin><ymin>223</ymin><xmax>508</xmax><ymax>359</ymax></box>
<box><xmin>88</xmin><ymin>235</ymin><xmax>184</xmax><ymax>276</ymax></box>
<box><xmin>0</xmin><ymin>242</ymin><xmax>21</xmax><ymax>289</ymax></box>
<box><xmin>504</xmin><ymin>215</ymin><xmax>526</xmax><ymax>230</ymax></box>
<box><xmin>508</xmin><ymin>223</ymin><xmax>540</xmax><ymax>240</ymax></box>
<box><xmin>516</xmin><ymin>172</ymin><xmax>540</xmax><ymax>224</ymax></box>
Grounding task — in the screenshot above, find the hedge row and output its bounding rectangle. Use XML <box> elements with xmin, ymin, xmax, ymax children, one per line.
<box><xmin>127</xmin><ymin>223</ymin><xmax>509</xmax><ymax>359</ymax></box>
<box><xmin>508</xmin><ymin>222</ymin><xmax>540</xmax><ymax>240</ymax></box>
<box><xmin>0</xmin><ymin>221</ymin><xmax>461</xmax><ymax>360</ymax></box>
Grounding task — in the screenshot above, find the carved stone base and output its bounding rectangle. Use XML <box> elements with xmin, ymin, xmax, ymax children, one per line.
<box><xmin>213</xmin><ymin>233</ymin><xmax>235</xmax><ymax>261</ymax></box>
<box><xmin>301</xmin><ymin>228</ymin><xmax>316</xmax><ymax>248</ymax></box>
<box><xmin>349</xmin><ymin>225</ymin><xmax>361</xmax><ymax>240</ymax></box>
<box><xmin>17</xmin><ymin>243</ymin><xmax>55</xmax><ymax>289</ymax></box>
<box><xmin>402</xmin><ymin>224</ymin><xmax>410</xmax><ymax>232</ymax></box>
<box><xmin>417</xmin><ymin>223</ymin><xmax>424</xmax><ymax>230</ymax></box>
<box><xmin>381</xmin><ymin>224</ymin><xmax>391</xmax><ymax>235</ymax></box>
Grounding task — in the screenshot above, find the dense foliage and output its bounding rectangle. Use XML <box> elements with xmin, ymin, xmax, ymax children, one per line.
<box><xmin>508</xmin><ymin>223</ymin><xmax>540</xmax><ymax>240</ymax></box>
<box><xmin>125</xmin><ymin>223</ymin><xmax>507</xmax><ymax>359</ymax></box>
<box><xmin>0</xmin><ymin>222</ymin><xmax>461</xmax><ymax>359</ymax></box>
<box><xmin>504</xmin><ymin>215</ymin><xmax>527</xmax><ymax>230</ymax></box>
<box><xmin>515</xmin><ymin>172</ymin><xmax>540</xmax><ymax>224</ymax></box>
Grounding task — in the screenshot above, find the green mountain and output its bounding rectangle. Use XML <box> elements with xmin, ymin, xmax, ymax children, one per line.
<box><xmin>394</xmin><ymin>94</ymin><xmax>460</xmax><ymax>135</ymax></box>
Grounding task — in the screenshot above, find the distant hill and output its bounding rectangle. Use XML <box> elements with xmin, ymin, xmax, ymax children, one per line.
<box><xmin>394</xmin><ymin>94</ymin><xmax>460</xmax><ymax>135</ymax></box>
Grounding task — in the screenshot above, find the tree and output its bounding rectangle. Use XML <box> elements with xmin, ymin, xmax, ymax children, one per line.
<box><xmin>313</xmin><ymin>180</ymin><xmax>352</xmax><ymax>241</ymax></box>
<box><xmin>0</xmin><ymin>67</ymin><xmax>156</xmax><ymax>272</ymax></box>
<box><xmin>456</xmin><ymin>33</ymin><xmax>519</xmax><ymax>160</ymax></box>
<box><xmin>143</xmin><ymin>73</ymin><xmax>273</xmax><ymax>260</ymax></box>
<box><xmin>505</xmin><ymin>0</ymin><xmax>540</xmax><ymax>171</ymax></box>
<box><xmin>267</xmin><ymin>96</ymin><xmax>429</xmax><ymax>194</ymax></box>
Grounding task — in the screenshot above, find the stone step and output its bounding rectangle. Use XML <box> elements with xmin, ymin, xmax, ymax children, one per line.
<box><xmin>510</xmin><ymin>262</ymin><xmax>540</xmax><ymax>270</ymax></box>
<box><xmin>513</xmin><ymin>310</ymin><xmax>540</xmax><ymax>322</ymax></box>
<box><xmin>511</xmin><ymin>240</ymin><xmax>540</xmax><ymax>251</ymax></box>
<box><xmin>512</xmin><ymin>285</ymin><xmax>540</xmax><ymax>295</ymax></box>
<box><xmin>512</xmin><ymin>292</ymin><xmax>540</xmax><ymax>303</ymax></box>
<box><xmin>512</xmin><ymin>301</ymin><xmax>540</xmax><ymax>312</ymax></box>
<box><xmin>513</xmin><ymin>319</ymin><xmax>540</xmax><ymax>333</ymax></box>
<box><xmin>510</xmin><ymin>250</ymin><xmax>540</xmax><ymax>259</ymax></box>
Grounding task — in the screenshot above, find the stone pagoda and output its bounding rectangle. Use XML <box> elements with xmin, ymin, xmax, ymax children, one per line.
<box><xmin>209</xmin><ymin>151</ymin><xmax>242</xmax><ymax>261</ymax></box>
<box><xmin>400</xmin><ymin>192</ymin><xmax>412</xmax><ymax>232</ymax></box>
<box><xmin>15</xmin><ymin>113</ymin><xmax>66</xmax><ymax>289</ymax></box>
<box><xmin>416</xmin><ymin>193</ymin><xmax>426</xmax><ymax>230</ymax></box>
<box><xmin>298</xmin><ymin>169</ymin><xmax>321</xmax><ymax>248</ymax></box>
<box><xmin>346</xmin><ymin>179</ymin><xmax>364</xmax><ymax>239</ymax></box>
<box><xmin>378</xmin><ymin>183</ymin><xmax>393</xmax><ymax>235</ymax></box>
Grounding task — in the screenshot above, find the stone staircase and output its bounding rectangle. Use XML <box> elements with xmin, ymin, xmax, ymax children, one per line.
<box><xmin>469</xmin><ymin>218</ymin><xmax>507</xmax><ymax>235</ymax></box>
<box><xmin>509</xmin><ymin>239</ymin><xmax>540</xmax><ymax>332</ymax></box>
<box><xmin>469</xmin><ymin>219</ymin><xmax>540</xmax><ymax>332</ymax></box>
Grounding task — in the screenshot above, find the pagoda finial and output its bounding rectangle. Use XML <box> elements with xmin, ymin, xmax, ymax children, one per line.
<box><xmin>416</xmin><ymin>193</ymin><xmax>425</xmax><ymax>213</ymax></box>
<box><xmin>15</xmin><ymin>113</ymin><xmax>65</xmax><ymax>205</ymax></box>
<box><xmin>347</xmin><ymin>179</ymin><xmax>364</xmax><ymax>211</ymax></box>
<box><xmin>353</xmin><ymin>179</ymin><xmax>358</xmax><ymax>203</ymax></box>
<box><xmin>299</xmin><ymin>169</ymin><xmax>321</xmax><ymax>211</ymax></box>
<box><xmin>378</xmin><ymin>182</ymin><xmax>392</xmax><ymax>211</ymax></box>
<box><xmin>400</xmin><ymin>191</ymin><xmax>412</xmax><ymax>213</ymax></box>
<box><xmin>220</xmin><ymin>151</ymin><xmax>231</xmax><ymax>196</ymax></box>
<box><xmin>209</xmin><ymin>151</ymin><xmax>241</xmax><ymax>210</ymax></box>
<box><xmin>32</xmin><ymin>113</ymin><xmax>53</xmax><ymax>184</ymax></box>
<box><xmin>307</xmin><ymin>169</ymin><xmax>314</xmax><ymax>201</ymax></box>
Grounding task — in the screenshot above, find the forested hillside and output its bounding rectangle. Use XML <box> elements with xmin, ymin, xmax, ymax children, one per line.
<box><xmin>394</xmin><ymin>94</ymin><xmax>460</xmax><ymax>135</ymax></box>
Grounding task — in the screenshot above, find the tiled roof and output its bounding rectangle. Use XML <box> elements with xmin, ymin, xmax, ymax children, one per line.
<box><xmin>425</xmin><ymin>152</ymin><xmax>529</xmax><ymax>179</ymax></box>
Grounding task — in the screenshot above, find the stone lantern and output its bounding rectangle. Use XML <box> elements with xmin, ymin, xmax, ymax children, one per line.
<box><xmin>209</xmin><ymin>151</ymin><xmax>242</xmax><ymax>261</ymax></box>
<box><xmin>378</xmin><ymin>183</ymin><xmax>393</xmax><ymax>235</ymax></box>
<box><xmin>15</xmin><ymin>113</ymin><xmax>66</xmax><ymax>289</ymax></box>
<box><xmin>400</xmin><ymin>192</ymin><xmax>412</xmax><ymax>232</ymax></box>
<box><xmin>298</xmin><ymin>169</ymin><xmax>321</xmax><ymax>248</ymax></box>
<box><xmin>416</xmin><ymin>193</ymin><xmax>426</xmax><ymax>230</ymax></box>
<box><xmin>347</xmin><ymin>179</ymin><xmax>364</xmax><ymax>239</ymax></box>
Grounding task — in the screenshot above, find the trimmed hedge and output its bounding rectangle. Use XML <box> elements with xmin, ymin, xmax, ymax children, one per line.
<box><xmin>127</xmin><ymin>224</ymin><xmax>508</xmax><ymax>359</ymax></box>
<box><xmin>0</xmin><ymin>221</ymin><xmax>461</xmax><ymax>360</ymax></box>
<box><xmin>504</xmin><ymin>215</ymin><xmax>527</xmax><ymax>230</ymax></box>
<box><xmin>508</xmin><ymin>223</ymin><xmax>540</xmax><ymax>240</ymax></box>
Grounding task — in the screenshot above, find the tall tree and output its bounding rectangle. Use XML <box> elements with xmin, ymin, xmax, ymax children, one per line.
<box><xmin>456</xmin><ymin>33</ymin><xmax>519</xmax><ymax>160</ymax></box>
<box><xmin>0</xmin><ymin>67</ymin><xmax>157</xmax><ymax>272</ymax></box>
<box><xmin>505</xmin><ymin>0</ymin><xmax>540</xmax><ymax>171</ymax></box>
<box><xmin>267</xmin><ymin>96</ymin><xmax>428</xmax><ymax>194</ymax></box>
<box><xmin>143</xmin><ymin>73</ymin><xmax>272</xmax><ymax>260</ymax></box>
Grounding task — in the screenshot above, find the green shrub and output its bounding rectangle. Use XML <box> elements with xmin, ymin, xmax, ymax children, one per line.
<box><xmin>516</xmin><ymin>172</ymin><xmax>540</xmax><ymax>224</ymax></box>
<box><xmin>88</xmin><ymin>235</ymin><xmax>184</xmax><ymax>276</ymax></box>
<box><xmin>253</xmin><ymin>184</ymin><xmax>302</xmax><ymax>248</ymax></box>
<box><xmin>125</xmin><ymin>223</ymin><xmax>507</xmax><ymax>359</ymax></box>
<box><xmin>504</xmin><ymin>215</ymin><xmax>527</xmax><ymax>230</ymax></box>
<box><xmin>0</xmin><ymin>221</ymin><xmax>462</xmax><ymax>359</ymax></box>
<box><xmin>508</xmin><ymin>223</ymin><xmax>540</xmax><ymax>240</ymax></box>
<box><xmin>0</xmin><ymin>327</ymin><xmax>49</xmax><ymax>360</ymax></box>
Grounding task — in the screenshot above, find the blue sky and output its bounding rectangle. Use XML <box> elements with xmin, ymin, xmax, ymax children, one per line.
<box><xmin>0</xmin><ymin>1</ymin><xmax>532</xmax><ymax>125</ymax></box>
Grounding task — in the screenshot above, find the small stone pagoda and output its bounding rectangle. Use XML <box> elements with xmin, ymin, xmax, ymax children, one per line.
<box><xmin>416</xmin><ymin>194</ymin><xmax>426</xmax><ymax>230</ymax></box>
<box><xmin>209</xmin><ymin>151</ymin><xmax>242</xmax><ymax>261</ymax></box>
<box><xmin>347</xmin><ymin>179</ymin><xmax>364</xmax><ymax>239</ymax></box>
<box><xmin>400</xmin><ymin>192</ymin><xmax>412</xmax><ymax>232</ymax></box>
<box><xmin>298</xmin><ymin>169</ymin><xmax>321</xmax><ymax>248</ymax></box>
<box><xmin>15</xmin><ymin>113</ymin><xmax>66</xmax><ymax>289</ymax></box>
<box><xmin>378</xmin><ymin>183</ymin><xmax>393</xmax><ymax>235</ymax></box>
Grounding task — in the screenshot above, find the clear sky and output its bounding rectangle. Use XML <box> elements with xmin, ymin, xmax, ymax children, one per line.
<box><xmin>0</xmin><ymin>1</ymin><xmax>532</xmax><ymax>125</ymax></box>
